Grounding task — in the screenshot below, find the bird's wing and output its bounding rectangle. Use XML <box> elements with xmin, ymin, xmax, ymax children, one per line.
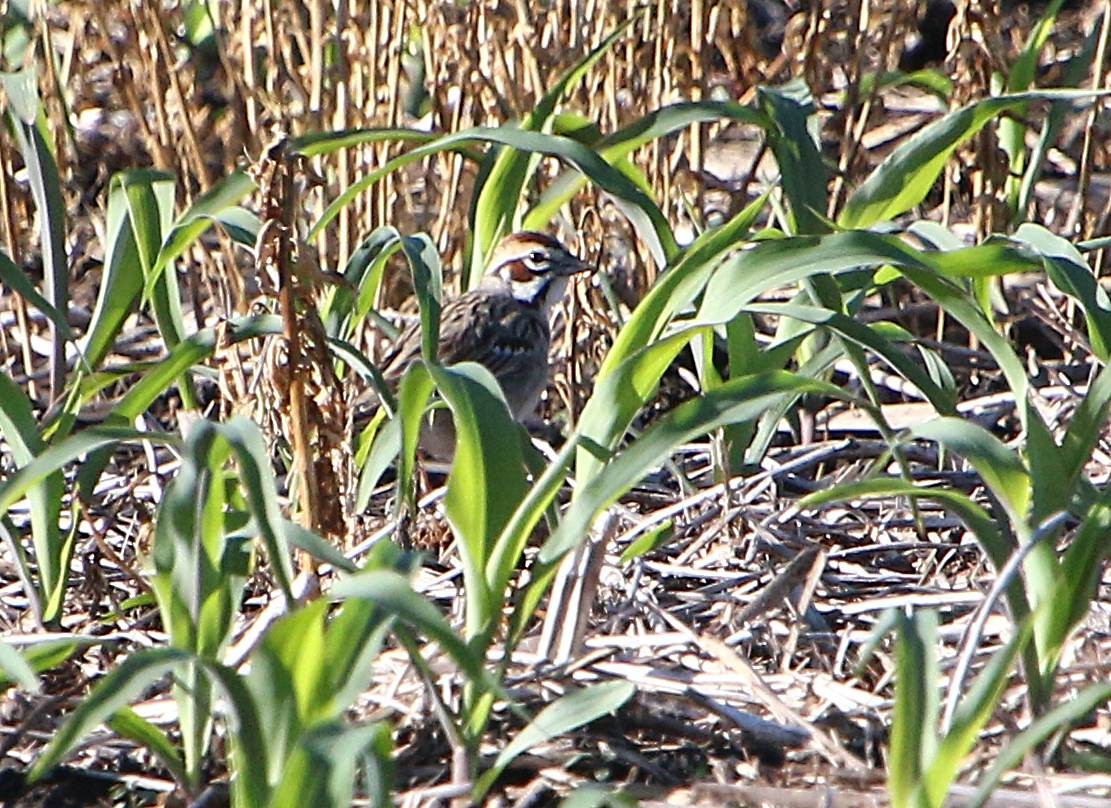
<box><xmin>437</xmin><ymin>292</ymin><xmax>550</xmax><ymax>378</ymax></box>
<box><xmin>354</xmin><ymin>291</ymin><xmax>549</xmax><ymax>423</ymax></box>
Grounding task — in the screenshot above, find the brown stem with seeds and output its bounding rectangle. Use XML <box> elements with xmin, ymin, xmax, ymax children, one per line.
<box><xmin>272</xmin><ymin>141</ymin><xmax>320</xmax><ymax>573</ymax></box>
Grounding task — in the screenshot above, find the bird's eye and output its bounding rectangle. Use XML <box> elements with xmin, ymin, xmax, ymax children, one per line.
<box><xmin>528</xmin><ymin>251</ymin><xmax>545</xmax><ymax>264</ymax></box>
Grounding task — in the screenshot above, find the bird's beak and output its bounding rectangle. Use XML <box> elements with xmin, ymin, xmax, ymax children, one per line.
<box><xmin>557</xmin><ymin>255</ymin><xmax>593</xmax><ymax>276</ymax></box>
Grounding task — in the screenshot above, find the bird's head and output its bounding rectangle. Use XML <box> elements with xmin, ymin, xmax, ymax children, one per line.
<box><xmin>486</xmin><ymin>231</ymin><xmax>591</xmax><ymax>312</ymax></box>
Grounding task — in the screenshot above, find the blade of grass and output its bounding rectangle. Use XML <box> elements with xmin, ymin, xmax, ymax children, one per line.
<box><xmin>541</xmin><ymin>372</ymin><xmax>862</xmax><ymax>564</ymax></box>
<box><xmin>968</xmin><ymin>682</ymin><xmax>1111</xmax><ymax>808</ymax></box>
<box><xmin>470</xmin><ymin>16</ymin><xmax>639</xmax><ymax>284</ymax></box>
<box><xmin>474</xmin><ymin>681</ymin><xmax>635</xmax><ymax>799</ymax></box>
<box><xmin>841</xmin><ymin>89</ymin><xmax>1111</xmax><ymax>228</ymax></box>
<box><xmin>2</xmin><ymin>68</ymin><xmax>67</xmax><ymax>396</ymax></box>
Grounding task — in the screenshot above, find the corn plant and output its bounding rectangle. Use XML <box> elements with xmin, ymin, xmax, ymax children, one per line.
<box><xmin>17</xmin><ymin>417</ymin><xmax>394</xmax><ymax>805</ymax></box>
<box><xmin>0</xmin><ymin>68</ymin><xmax>256</xmax><ymax>627</ymax></box>
<box><xmin>868</xmin><ymin>607</ymin><xmax>1110</xmax><ymax>808</ymax></box>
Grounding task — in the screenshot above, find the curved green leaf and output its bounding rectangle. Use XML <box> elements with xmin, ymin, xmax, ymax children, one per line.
<box><xmin>841</xmin><ymin>90</ymin><xmax>1110</xmax><ymax>228</ymax></box>
<box><xmin>28</xmin><ymin>647</ymin><xmax>185</xmax><ymax>783</ymax></box>
<box><xmin>141</xmin><ymin>170</ymin><xmax>258</xmax><ymax>303</ymax></box>
<box><xmin>475</xmin><ymin>681</ymin><xmax>635</xmax><ymax>799</ymax></box>
<box><xmin>471</xmin><ymin>17</ymin><xmax>638</xmax><ymax>284</ymax></box>
<box><xmin>309</xmin><ymin>128</ymin><xmax>676</xmax><ymax>267</ymax></box>
<box><xmin>969</xmin><ymin>682</ymin><xmax>1111</xmax><ymax>808</ymax></box>
<box><xmin>1013</xmin><ymin>223</ymin><xmax>1111</xmax><ymax>361</ymax></box>
<box><xmin>911</xmin><ymin>418</ymin><xmax>1031</xmax><ymax>524</ymax></box>
<box><xmin>541</xmin><ymin>372</ymin><xmax>860</xmax><ymax>564</ymax></box>
<box><xmin>800</xmin><ymin>478</ymin><xmax>1013</xmax><ymax>571</ymax></box>
<box><xmin>596</xmin><ymin>190</ymin><xmax>769</xmax><ymax>384</ymax></box>
<box><xmin>0</xmin><ymin>372</ymin><xmax>66</xmax><ymax>624</ymax></box>
<box><xmin>2</xmin><ymin>68</ymin><xmax>67</xmax><ymax>393</ymax></box>
<box><xmin>577</xmin><ymin>331</ymin><xmax>693</xmax><ymax>484</ymax></box>
<box><xmin>0</xmin><ymin>639</ymin><xmax>40</xmax><ymax>692</ymax></box>
<box><xmin>0</xmin><ymin>249</ymin><xmax>73</xmax><ymax>341</ymax></box>
<box><xmin>746</xmin><ymin>302</ymin><xmax>957</xmax><ymax>413</ymax></box>
<box><xmin>109</xmin><ymin>708</ymin><xmax>188</xmax><ymax>789</ymax></box>
<box><xmin>923</xmin><ymin>619</ymin><xmax>1032</xmax><ymax>807</ymax></box>
<box><xmin>292</xmin><ymin>126</ymin><xmax>448</xmax><ymax>157</ymax></box>
<box><xmin>888</xmin><ymin>610</ymin><xmax>937</xmax><ymax>807</ymax></box>
<box><xmin>330</xmin><ymin>569</ymin><xmax>488</xmax><ymax>686</ymax></box>
<box><xmin>429</xmin><ymin>362</ymin><xmax>526</xmax><ymax>638</ymax></box>
<box><xmin>321</xmin><ymin>226</ymin><xmax>402</xmax><ymax>340</ymax></box>
<box><xmin>522</xmin><ymin>100</ymin><xmax>770</xmax><ymax>233</ymax></box>
<box><xmin>82</xmin><ymin>171</ymin><xmax>170</xmax><ymax>370</ymax></box>
<box><xmin>759</xmin><ymin>80</ymin><xmax>827</xmax><ymax>235</ymax></box>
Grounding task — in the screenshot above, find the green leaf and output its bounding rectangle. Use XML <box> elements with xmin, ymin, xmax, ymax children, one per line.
<box><xmin>121</xmin><ymin>171</ymin><xmax>196</xmax><ymax>407</ymax></box>
<box><xmin>1013</xmin><ymin>223</ymin><xmax>1111</xmax><ymax>361</ymax></box>
<box><xmin>246</xmin><ymin>600</ymin><xmax>331</xmax><ymax>769</ymax></box>
<box><xmin>270</xmin><ymin>722</ymin><xmax>392</xmax><ymax>808</ymax></box>
<box><xmin>522</xmin><ymin>100</ymin><xmax>770</xmax><ymax>233</ymax></box>
<box><xmin>759</xmin><ymin>80</ymin><xmax>828</xmax><ymax>234</ymax></box>
<box><xmin>291</xmin><ymin>126</ymin><xmax>449</xmax><ymax>158</ymax></box>
<box><xmin>577</xmin><ymin>331</ymin><xmax>694</xmax><ymax>484</ymax></box>
<box><xmin>331</xmin><ymin>570</ymin><xmax>501</xmax><ymax>697</ymax></box>
<box><xmin>854</xmin><ymin>69</ymin><xmax>952</xmax><ymax>101</ymax></box>
<box><xmin>697</xmin><ymin>231</ymin><xmax>1042</xmax><ymax>329</ymax></box>
<box><xmin>151</xmin><ymin>421</ymin><xmax>246</xmax><ymax>783</ymax></box>
<box><xmin>596</xmin><ymin>189</ymin><xmax>768</xmax><ymax>384</ymax></box>
<box><xmin>0</xmin><ymin>372</ymin><xmax>66</xmax><ymax>624</ymax></box>
<box><xmin>74</xmin><ymin>316</ymin><xmax>279</xmax><ymax>499</ymax></box>
<box><xmin>841</xmin><ymin>90</ymin><xmax>1111</xmax><ymax>228</ymax></box>
<box><xmin>200</xmin><ymin>660</ymin><xmax>272</xmax><ymax>808</ymax></box>
<box><xmin>1059</xmin><ymin>331</ymin><xmax>1111</xmax><ymax>493</ymax></box>
<box><xmin>1000</xmin><ymin>0</ymin><xmax>1067</xmax><ymax>215</ymax></box>
<box><xmin>745</xmin><ymin>302</ymin><xmax>957</xmax><ymax>413</ymax></box>
<box><xmin>910</xmin><ymin>418</ymin><xmax>1031</xmax><ymax>525</ymax></box>
<box><xmin>321</xmin><ymin>226</ymin><xmax>402</xmax><ymax>340</ymax></box>
<box><xmin>470</xmin><ymin>17</ymin><xmax>638</xmax><ymax>284</ymax></box>
<box><xmin>889</xmin><ymin>256</ymin><xmax>1039</xmax><ymax>433</ymax></box>
<box><xmin>620</xmin><ymin>519</ymin><xmax>673</xmax><ymax>564</ymax></box>
<box><xmin>0</xmin><ymin>639</ymin><xmax>40</xmax><ymax>692</ymax></box>
<box><xmin>486</xmin><ymin>435</ymin><xmax>578</xmax><ymax>627</ymax></box>
<box><xmin>923</xmin><ymin>620</ymin><xmax>1032</xmax><ymax>807</ymax></box>
<box><xmin>309</xmin><ymin>128</ymin><xmax>676</xmax><ymax>268</ymax></box>
<box><xmin>28</xmin><ymin>648</ymin><xmax>185</xmax><ymax>783</ymax></box>
<box><xmin>800</xmin><ymin>479</ymin><xmax>1014</xmax><ymax>575</ymax></box>
<box><xmin>401</xmin><ymin>234</ymin><xmax>442</xmax><ymax>362</ymax></box>
<box><xmin>0</xmin><ymin>249</ymin><xmax>73</xmax><ymax>341</ymax></box>
<box><xmin>2</xmin><ymin>68</ymin><xmax>67</xmax><ymax>392</ymax></box>
<box><xmin>282</xmin><ymin>519</ymin><xmax>358</xmax><ymax>573</ymax></box>
<box><xmin>475</xmin><ymin>681</ymin><xmax>635</xmax><ymax>799</ymax></box>
<box><xmin>542</xmin><ymin>372</ymin><xmax>859</xmax><ymax>564</ymax></box>
<box><xmin>216</xmin><ymin>418</ymin><xmax>297</xmax><ymax>599</ymax></box>
<box><xmin>968</xmin><ymin>682</ymin><xmax>1111</xmax><ymax>808</ymax></box>
<box><xmin>321</xmin><ymin>595</ymin><xmax>394</xmax><ymax>715</ymax></box>
<box><xmin>430</xmin><ymin>363</ymin><xmax>526</xmax><ymax>639</ymax></box>
<box><xmin>0</xmin><ymin>635</ymin><xmax>94</xmax><ymax>687</ymax></box>
<box><xmin>559</xmin><ymin>786</ymin><xmax>639</xmax><ymax>808</ymax></box>
<box><xmin>1036</xmin><ymin>499</ymin><xmax>1111</xmax><ymax>679</ymax></box>
<box><xmin>394</xmin><ymin>363</ymin><xmax>436</xmax><ymax>516</ymax></box>
<box><xmin>1014</xmin><ymin>24</ymin><xmax>1099</xmax><ymax>220</ymax></box>
<box><xmin>888</xmin><ymin>610</ymin><xmax>938</xmax><ymax>808</ymax></box>
<box><xmin>141</xmin><ymin>170</ymin><xmax>257</xmax><ymax>303</ymax></box>
<box><xmin>82</xmin><ymin>172</ymin><xmax>163</xmax><ymax>369</ymax></box>
<box><xmin>109</xmin><ymin>708</ymin><xmax>188</xmax><ymax>788</ymax></box>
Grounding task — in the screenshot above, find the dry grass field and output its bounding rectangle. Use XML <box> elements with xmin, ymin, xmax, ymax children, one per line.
<box><xmin>0</xmin><ymin>0</ymin><xmax>1109</xmax><ymax>805</ymax></box>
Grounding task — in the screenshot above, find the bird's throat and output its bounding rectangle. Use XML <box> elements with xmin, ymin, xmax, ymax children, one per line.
<box><xmin>514</xmin><ymin>274</ymin><xmax>567</xmax><ymax>313</ymax></box>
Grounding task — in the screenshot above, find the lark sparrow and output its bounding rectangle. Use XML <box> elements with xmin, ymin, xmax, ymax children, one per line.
<box><xmin>358</xmin><ymin>231</ymin><xmax>591</xmax><ymax>457</ymax></box>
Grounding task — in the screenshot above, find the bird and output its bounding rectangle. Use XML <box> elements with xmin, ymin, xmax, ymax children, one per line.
<box><xmin>356</xmin><ymin>231</ymin><xmax>592</xmax><ymax>458</ymax></box>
